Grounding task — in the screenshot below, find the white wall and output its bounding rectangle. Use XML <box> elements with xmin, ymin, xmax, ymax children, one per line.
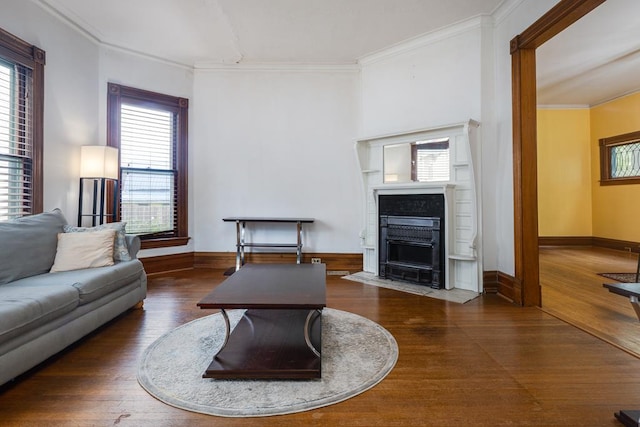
<box><xmin>359</xmin><ymin>20</ymin><xmax>483</xmax><ymax>138</ymax></box>
<box><xmin>192</xmin><ymin>67</ymin><xmax>361</xmax><ymax>253</ymax></box>
<box><xmin>491</xmin><ymin>0</ymin><xmax>560</xmax><ymax>275</ymax></box>
<box><xmin>1</xmin><ymin>0</ymin><xmax>100</xmax><ymax>220</ymax></box>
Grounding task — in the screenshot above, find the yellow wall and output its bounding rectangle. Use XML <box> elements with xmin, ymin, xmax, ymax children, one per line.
<box><xmin>537</xmin><ymin>109</ymin><xmax>592</xmax><ymax>236</ymax></box>
<box><xmin>590</xmin><ymin>92</ymin><xmax>640</xmax><ymax>242</ymax></box>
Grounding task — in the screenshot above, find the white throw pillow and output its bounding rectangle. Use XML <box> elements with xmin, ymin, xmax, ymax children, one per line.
<box><xmin>63</xmin><ymin>222</ymin><xmax>131</xmax><ymax>262</ymax></box>
<box><xmin>50</xmin><ymin>229</ymin><xmax>117</xmax><ymax>272</ymax></box>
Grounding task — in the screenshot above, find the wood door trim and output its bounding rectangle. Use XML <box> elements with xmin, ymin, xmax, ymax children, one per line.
<box><xmin>510</xmin><ymin>0</ymin><xmax>606</xmax><ymax>306</ymax></box>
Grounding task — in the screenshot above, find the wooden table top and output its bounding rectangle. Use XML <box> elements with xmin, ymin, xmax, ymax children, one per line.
<box><xmin>197</xmin><ymin>263</ymin><xmax>326</xmax><ymax>310</ymax></box>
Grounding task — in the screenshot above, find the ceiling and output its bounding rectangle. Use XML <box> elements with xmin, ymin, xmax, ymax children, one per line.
<box><xmin>37</xmin><ymin>0</ymin><xmax>505</xmax><ymax>65</ymax></box>
<box><xmin>36</xmin><ymin>0</ymin><xmax>640</xmax><ymax>107</ymax></box>
<box><xmin>536</xmin><ymin>0</ymin><xmax>640</xmax><ymax>106</ymax></box>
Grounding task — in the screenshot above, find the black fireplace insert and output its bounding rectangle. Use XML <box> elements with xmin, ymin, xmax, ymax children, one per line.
<box><xmin>378</xmin><ymin>194</ymin><xmax>445</xmax><ymax>289</ymax></box>
<box><xmin>379</xmin><ymin>215</ymin><xmax>443</xmax><ymax>288</ymax></box>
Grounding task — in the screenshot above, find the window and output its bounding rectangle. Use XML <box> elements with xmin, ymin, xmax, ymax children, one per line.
<box><xmin>0</xmin><ymin>27</ymin><xmax>44</xmax><ymax>221</ymax></box>
<box><xmin>599</xmin><ymin>131</ymin><xmax>640</xmax><ymax>186</ymax></box>
<box><xmin>411</xmin><ymin>138</ymin><xmax>450</xmax><ymax>182</ymax></box>
<box><xmin>107</xmin><ymin>83</ymin><xmax>188</xmax><ymax>248</ymax></box>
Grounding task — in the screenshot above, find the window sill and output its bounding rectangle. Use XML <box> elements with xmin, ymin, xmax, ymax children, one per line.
<box><xmin>140</xmin><ymin>237</ymin><xmax>191</xmax><ymax>250</ymax></box>
<box><xmin>599</xmin><ymin>178</ymin><xmax>640</xmax><ymax>186</ymax></box>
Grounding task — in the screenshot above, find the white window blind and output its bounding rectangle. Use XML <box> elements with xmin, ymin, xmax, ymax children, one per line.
<box><xmin>415</xmin><ymin>138</ymin><xmax>450</xmax><ymax>182</ymax></box>
<box><xmin>0</xmin><ymin>59</ymin><xmax>33</xmax><ymax>221</ymax></box>
<box><xmin>120</xmin><ymin>104</ymin><xmax>176</xmax><ymax>235</ymax></box>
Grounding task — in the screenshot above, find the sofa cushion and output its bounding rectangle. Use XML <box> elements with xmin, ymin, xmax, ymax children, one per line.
<box><xmin>0</xmin><ymin>284</ymin><xmax>79</xmax><ymax>346</ymax></box>
<box><xmin>69</xmin><ymin>260</ymin><xmax>144</xmax><ymax>304</ymax></box>
<box><xmin>0</xmin><ymin>209</ymin><xmax>68</xmax><ymax>285</ymax></box>
<box><xmin>10</xmin><ymin>260</ymin><xmax>145</xmax><ymax>305</ymax></box>
<box><xmin>63</xmin><ymin>222</ymin><xmax>131</xmax><ymax>262</ymax></box>
<box><xmin>50</xmin><ymin>229</ymin><xmax>117</xmax><ymax>272</ymax></box>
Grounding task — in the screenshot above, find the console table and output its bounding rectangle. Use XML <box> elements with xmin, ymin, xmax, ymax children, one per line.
<box><xmin>223</xmin><ymin>217</ymin><xmax>315</xmax><ymax>271</ymax></box>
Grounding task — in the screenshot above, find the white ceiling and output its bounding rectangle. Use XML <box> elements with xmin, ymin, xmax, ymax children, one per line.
<box><xmin>536</xmin><ymin>0</ymin><xmax>640</xmax><ymax>106</ymax></box>
<box><xmin>38</xmin><ymin>0</ymin><xmax>505</xmax><ymax>65</ymax></box>
<box><xmin>36</xmin><ymin>0</ymin><xmax>640</xmax><ymax>107</ymax></box>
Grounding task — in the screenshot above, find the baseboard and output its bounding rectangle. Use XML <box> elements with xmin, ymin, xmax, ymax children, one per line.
<box><xmin>483</xmin><ymin>271</ymin><xmax>499</xmax><ymax>294</ymax></box>
<box><xmin>539</xmin><ymin>236</ymin><xmax>640</xmax><ymax>253</ymax></box>
<box><xmin>194</xmin><ymin>252</ymin><xmax>363</xmax><ymax>274</ymax></box>
<box><xmin>139</xmin><ymin>252</ymin><xmax>195</xmax><ymax>275</ymax></box>
<box><xmin>483</xmin><ymin>270</ymin><xmax>516</xmax><ymax>303</ymax></box>
<box><xmin>592</xmin><ymin>237</ymin><xmax>640</xmax><ymax>254</ymax></box>
<box><xmin>538</xmin><ymin>236</ymin><xmax>593</xmax><ymax>246</ymax></box>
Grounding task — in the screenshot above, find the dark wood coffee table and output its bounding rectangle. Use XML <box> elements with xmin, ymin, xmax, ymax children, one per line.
<box><xmin>197</xmin><ymin>263</ymin><xmax>326</xmax><ymax>379</ymax></box>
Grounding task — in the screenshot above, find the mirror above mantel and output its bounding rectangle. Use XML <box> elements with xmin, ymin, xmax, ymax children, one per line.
<box><xmin>383</xmin><ymin>137</ymin><xmax>450</xmax><ymax>184</ymax></box>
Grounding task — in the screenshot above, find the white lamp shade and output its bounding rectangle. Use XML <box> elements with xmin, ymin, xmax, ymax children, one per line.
<box><xmin>80</xmin><ymin>146</ymin><xmax>119</xmax><ymax>179</ymax></box>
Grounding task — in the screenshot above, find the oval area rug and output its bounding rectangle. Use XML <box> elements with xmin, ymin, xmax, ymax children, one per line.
<box><xmin>137</xmin><ymin>308</ymin><xmax>398</xmax><ymax>417</ymax></box>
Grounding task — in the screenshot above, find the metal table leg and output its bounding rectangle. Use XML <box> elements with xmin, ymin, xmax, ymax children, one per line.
<box><xmin>296</xmin><ymin>220</ymin><xmax>302</xmax><ymax>264</ymax></box>
<box><xmin>238</xmin><ymin>221</ymin><xmax>245</xmax><ymax>269</ymax></box>
<box><xmin>304</xmin><ymin>309</ymin><xmax>321</xmax><ymax>357</ymax></box>
<box><xmin>630</xmin><ymin>296</ymin><xmax>640</xmax><ymax>321</ymax></box>
<box><xmin>214</xmin><ymin>309</ymin><xmax>231</xmax><ymax>358</ymax></box>
<box><xmin>234</xmin><ymin>220</ymin><xmax>241</xmax><ymax>271</ymax></box>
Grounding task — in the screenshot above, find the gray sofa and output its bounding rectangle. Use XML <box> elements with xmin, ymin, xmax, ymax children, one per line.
<box><xmin>0</xmin><ymin>209</ymin><xmax>147</xmax><ymax>386</ymax></box>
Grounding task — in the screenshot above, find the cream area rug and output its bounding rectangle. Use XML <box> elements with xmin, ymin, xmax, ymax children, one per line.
<box><xmin>343</xmin><ymin>271</ymin><xmax>479</xmax><ymax>304</ymax></box>
<box><xmin>137</xmin><ymin>308</ymin><xmax>398</xmax><ymax>417</ymax></box>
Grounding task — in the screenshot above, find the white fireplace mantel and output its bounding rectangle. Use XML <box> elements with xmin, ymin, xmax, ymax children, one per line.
<box><xmin>355</xmin><ymin>120</ymin><xmax>482</xmax><ymax>292</ymax></box>
<box><xmin>372</xmin><ymin>182</ymin><xmax>454</xmax><ymax>194</ymax></box>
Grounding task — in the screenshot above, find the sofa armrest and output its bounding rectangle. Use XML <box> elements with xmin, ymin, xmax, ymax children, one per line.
<box><xmin>126</xmin><ymin>235</ymin><xmax>141</xmax><ymax>259</ymax></box>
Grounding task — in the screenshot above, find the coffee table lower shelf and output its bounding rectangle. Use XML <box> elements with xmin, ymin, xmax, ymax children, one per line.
<box><xmin>203</xmin><ymin>309</ymin><xmax>322</xmax><ymax>379</ymax></box>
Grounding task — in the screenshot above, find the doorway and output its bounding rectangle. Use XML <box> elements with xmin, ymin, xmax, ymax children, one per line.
<box><xmin>510</xmin><ymin>0</ymin><xmax>607</xmax><ymax>306</ymax></box>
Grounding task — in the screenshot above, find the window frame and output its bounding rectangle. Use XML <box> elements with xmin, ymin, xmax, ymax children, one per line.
<box><xmin>599</xmin><ymin>130</ymin><xmax>640</xmax><ymax>186</ymax></box>
<box><xmin>0</xmin><ymin>27</ymin><xmax>45</xmax><ymax>218</ymax></box>
<box><xmin>106</xmin><ymin>83</ymin><xmax>189</xmax><ymax>249</ymax></box>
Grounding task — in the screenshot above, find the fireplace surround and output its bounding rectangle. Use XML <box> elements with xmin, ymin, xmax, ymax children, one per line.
<box><xmin>356</xmin><ymin>120</ymin><xmax>481</xmax><ymax>292</ymax></box>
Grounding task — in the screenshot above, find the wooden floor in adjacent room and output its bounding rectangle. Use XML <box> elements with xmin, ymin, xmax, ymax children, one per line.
<box><xmin>2</xmin><ymin>258</ymin><xmax>640</xmax><ymax>426</ymax></box>
<box><xmin>540</xmin><ymin>245</ymin><xmax>640</xmax><ymax>358</ymax></box>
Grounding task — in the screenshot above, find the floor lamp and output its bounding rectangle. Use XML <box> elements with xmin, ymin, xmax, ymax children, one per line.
<box><xmin>78</xmin><ymin>146</ymin><xmax>119</xmax><ymax>227</ymax></box>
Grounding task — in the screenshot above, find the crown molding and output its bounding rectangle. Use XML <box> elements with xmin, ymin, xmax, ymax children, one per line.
<box><xmin>34</xmin><ymin>0</ymin><xmax>101</xmax><ymax>45</ymax></box>
<box><xmin>34</xmin><ymin>0</ymin><xmax>194</xmax><ymax>70</ymax></box>
<box><xmin>538</xmin><ymin>88</ymin><xmax>640</xmax><ymax>110</ymax></box>
<box><xmin>537</xmin><ymin>104</ymin><xmax>590</xmax><ymax>110</ymax></box>
<box><xmin>100</xmin><ymin>42</ymin><xmax>193</xmax><ymax>71</ymax></box>
<box><xmin>194</xmin><ymin>62</ymin><xmax>360</xmax><ymax>73</ymax></box>
<box><xmin>590</xmin><ymin>89</ymin><xmax>640</xmax><ymax>108</ymax></box>
<box><xmin>358</xmin><ymin>15</ymin><xmax>491</xmax><ymax>66</ymax></box>
<box><xmin>491</xmin><ymin>0</ymin><xmax>528</xmax><ymax>26</ymax></box>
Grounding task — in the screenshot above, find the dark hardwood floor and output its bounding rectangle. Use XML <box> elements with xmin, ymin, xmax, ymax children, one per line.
<box><xmin>2</xmin><ymin>260</ymin><xmax>640</xmax><ymax>426</ymax></box>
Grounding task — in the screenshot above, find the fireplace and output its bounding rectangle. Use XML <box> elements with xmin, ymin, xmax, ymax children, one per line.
<box><xmin>378</xmin><ymin>194</ymin><xmax>445</xmax><ymax>289</ymax></box>
<box><xmin>379</xmin><ymin>215</ymin><xmax>443</xmax><ymax>288</ymax></box>
<box><xmin>356</xmin><ymin>121</ymin><xmax>481</xmax><ymax>292</ymax></box>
